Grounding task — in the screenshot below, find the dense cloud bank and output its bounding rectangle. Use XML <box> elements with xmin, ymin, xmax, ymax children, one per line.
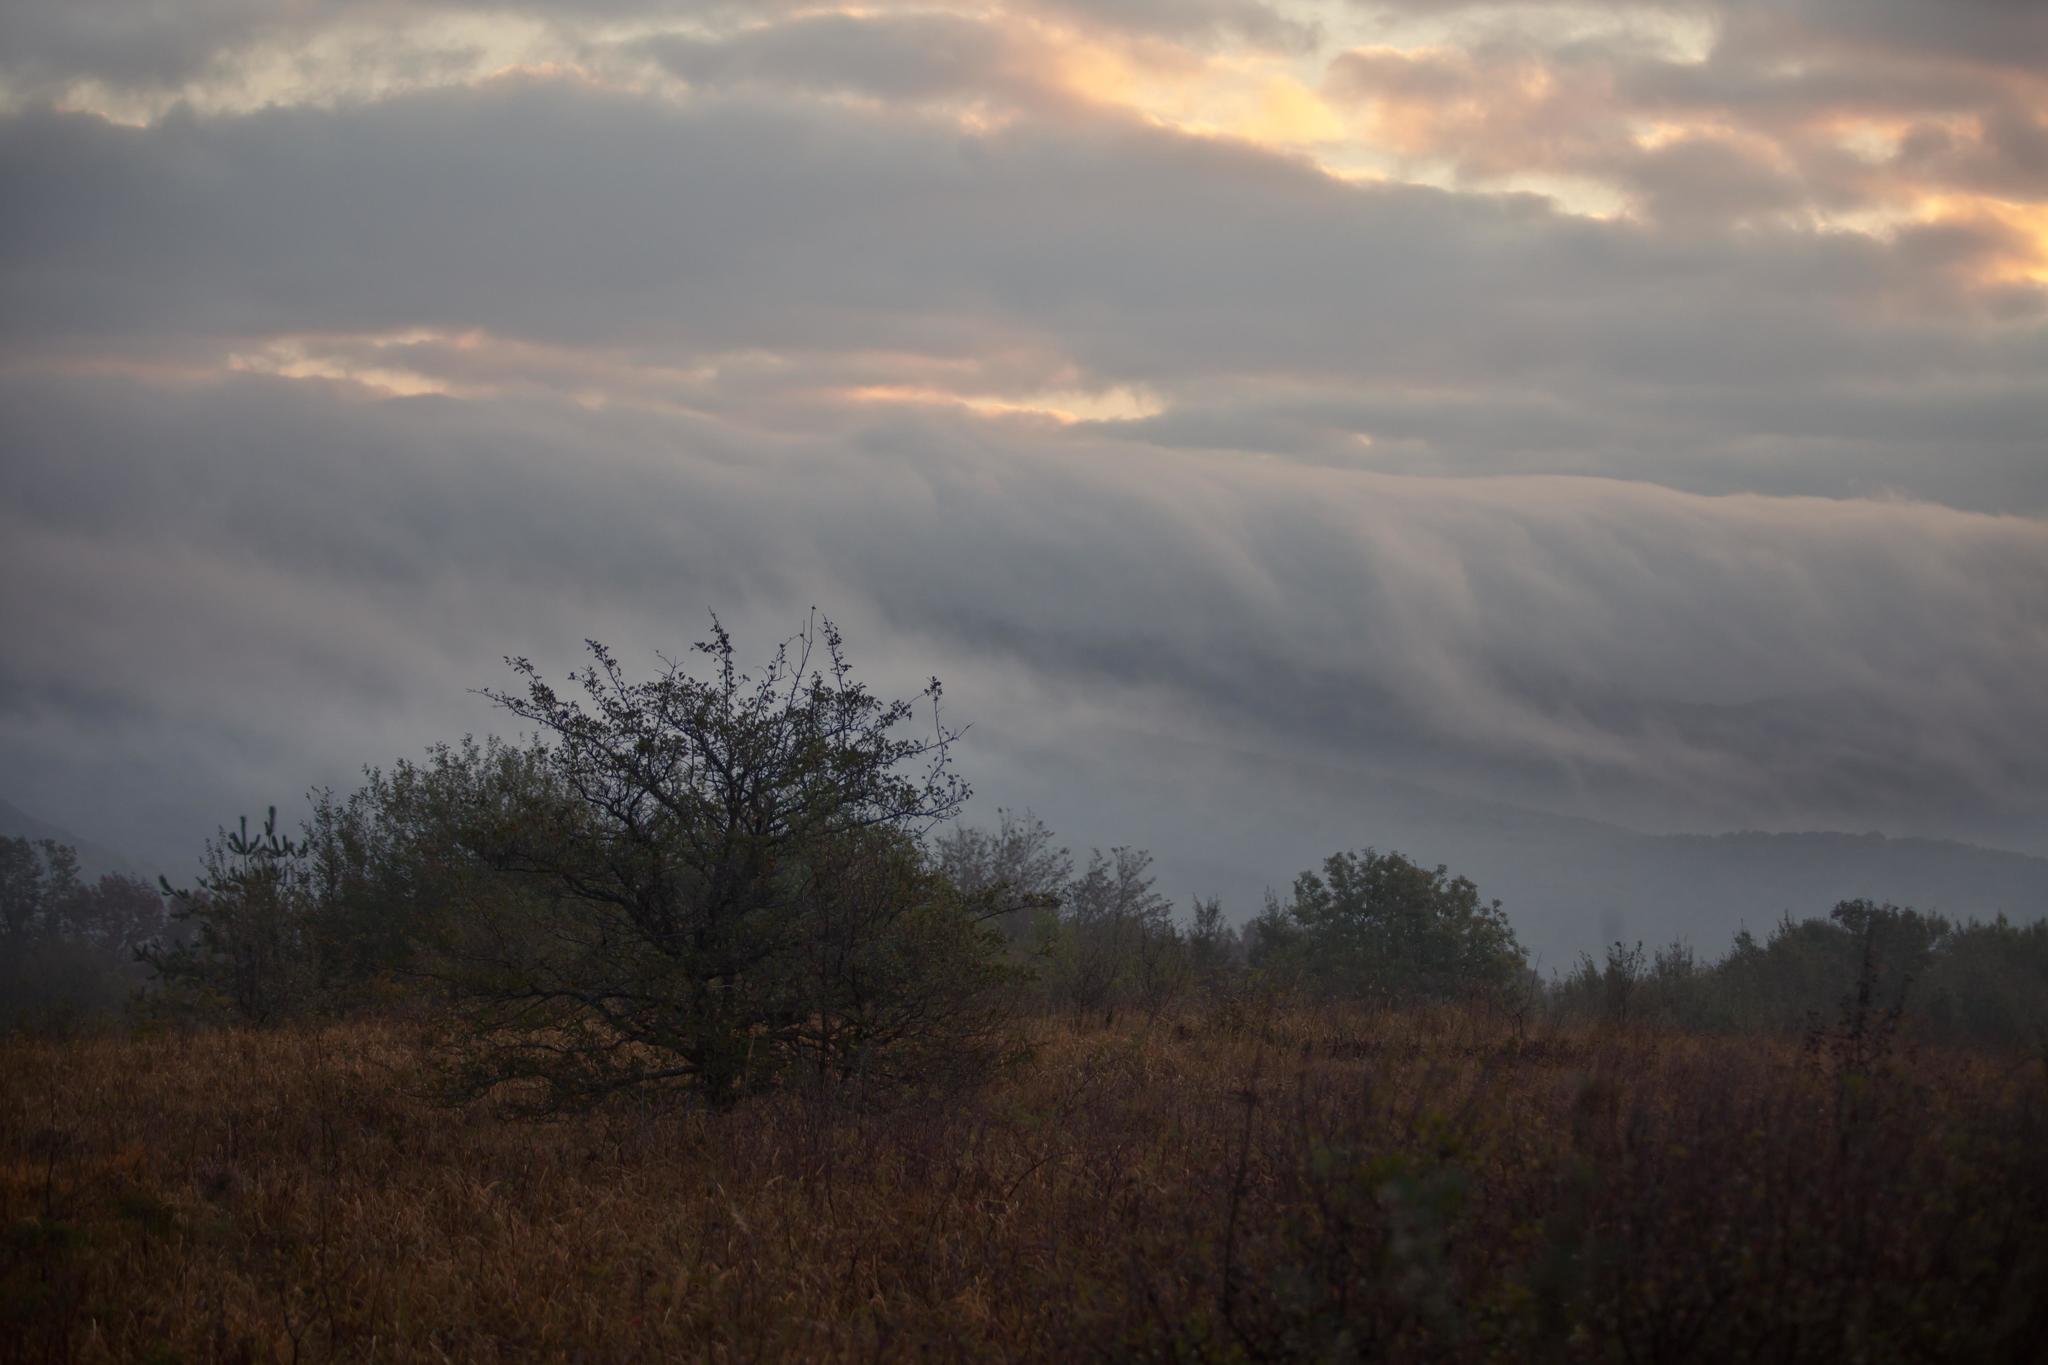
<box><xmin>6</xmin><ymin>373</ymin><xmax>2045</xmax><ymax>873</ymax></box>
<box><xmin>5</xmin><ymin>76</ymin><xmax>2042</xmax><ymax>510</ymax></box>
<box><xmin>1</xmin><ymin>0</ymin><xmax>2043</xmax><ymax>950</ymax></box>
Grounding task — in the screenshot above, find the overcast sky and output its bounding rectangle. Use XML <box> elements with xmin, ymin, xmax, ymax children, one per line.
<box><xmin>3</xmin><ymin>0</ymin><xmax>2045</xmax><ymax>902</ymax></box>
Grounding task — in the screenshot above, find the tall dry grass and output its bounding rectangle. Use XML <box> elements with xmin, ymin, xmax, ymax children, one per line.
<box><xmin>4</xmin><ymin>1002</ymin><xmax>2044</xmax><ymax>1362</ymax></box>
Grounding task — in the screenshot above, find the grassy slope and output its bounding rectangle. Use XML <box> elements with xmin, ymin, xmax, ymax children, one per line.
<box><xmin>4</xmin><ymin>1006</ymin><xmax>2044</xmax><ymax>1362</ymax></box>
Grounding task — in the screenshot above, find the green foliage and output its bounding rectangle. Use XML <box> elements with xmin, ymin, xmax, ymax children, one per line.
<box><xmin>128</xmin><ymin>618</ymin><xmax>1021</xmax><ymax>1100</ymax></box>
<box><xmin>939</xmin><ymin>813</ymin><xmax>1254</xmax><ymax>1018</ymax></box>
<box><xmin>130</xmin><ymin>739</ymin><xmax>562</xmax><ymax>1025</ymax></box>
<box><xmin>1250</xmin><ymin>848</ymin><xmax>1527</xmax><ymax>1004</ymax></box>
<box><xmin>0</xmin><ymin>836</ymin><xmax>81</xmax><ymax>947</ymax></box>
<box><xmin>301</xmin><ymin>735</ymin><xmax>561</xmax><ymax>994</ymax></box>
<box><xmin>100</xmin><ymin>613</ymin><xmax>2044</xmax><ymax>1061</ymax></box>
<box><xmin>1916</xmin><ymin>914</ymin><xmax>2048</xmax><ymax>1046</ymax></box>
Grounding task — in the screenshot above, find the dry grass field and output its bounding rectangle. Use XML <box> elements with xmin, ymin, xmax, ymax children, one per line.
<box><xmin>4</xmin><ymin>1004</ymin><xmax>2044</xmax><ymax>1363</ymax></box>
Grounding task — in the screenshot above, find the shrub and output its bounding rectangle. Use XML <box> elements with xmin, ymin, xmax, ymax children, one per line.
<box><xmin>1249</xmin><ymin>848</ymin><xmax>1527</xmax><ymax>1004</ymax></box>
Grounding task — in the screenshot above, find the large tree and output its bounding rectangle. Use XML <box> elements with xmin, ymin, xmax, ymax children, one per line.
<box><xmin>441</xmin><ymin>615</ymin><xmax>1008</xmax><ymax>1108</ymax></box>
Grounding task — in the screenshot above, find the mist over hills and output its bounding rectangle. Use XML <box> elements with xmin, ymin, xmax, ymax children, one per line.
<box><xmin>985</xmin><ymin>730</ymin><xmax>2048</xmax><ymax>973</ymax></box>
<box><xmin>7</xmin><ymin>765</ymin><xmax>2045</xmax><ymax>975</ymax></box>
<box><xmin>0</xmin><ymin>796</ymin><xmax>144</xmax><ymax>883</ymax></box>
<box><xmin>1492</xmin><ymin>827</ymin><xmax>2048</xmax><ymax>973</ymax></box>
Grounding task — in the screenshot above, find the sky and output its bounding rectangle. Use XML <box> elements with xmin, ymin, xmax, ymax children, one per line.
<box><xmin>2</xmin><ymin>0</ymin><xmax>2046</xmax><ymax>925</ymax></box>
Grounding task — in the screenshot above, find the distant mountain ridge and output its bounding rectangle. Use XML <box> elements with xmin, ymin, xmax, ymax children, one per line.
<box><xmin>0</xmin><ymin>797</ymin><xmax>146</xmax><ymax>882</ymax></box>
<box><xmin>8</xmin><ymin>771</ymin><xmax>2046</xmax><ymax>973</ymax></box>
<box><xmin>1340</xmin><ymin>810</ymin><xmax>2048</xmax><ymax>973</ymax></box>
<box><xmin>1573</xmin><ymin>825</ymin><xmax>2047</xmax><ymax>948</ymax></box>
<box><xmin>1021</xmin><ymin>729</ymin><xmax>2048</xmax><ymax>971</ymax></box>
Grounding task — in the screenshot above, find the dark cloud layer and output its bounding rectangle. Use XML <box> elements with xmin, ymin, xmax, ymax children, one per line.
<box><xmin>3</xmin><ymin>84</ymin><xmax>2041</xmax><ymax>510</ymax></box>
<box><xmin>6</xmin><ymin>371</ymin><xmax>2046</xmax><ymax>877</ymax></box>
<box><xmin>640</xmin><ymin>13</ymin><xmax>1053</xmax><ymax>107</ymax></box>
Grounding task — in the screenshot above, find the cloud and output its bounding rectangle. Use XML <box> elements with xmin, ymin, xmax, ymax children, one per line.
<box><xmin>637</xmin><ymin>13</ymin><xmax>1061</xmax><ymax>110</ymax></box>
<box><xmin>12</xmin><ymin>76</ymin><xmax>2040</xmax><ymax>510</ymax></box>
<box><xmin>1</xmin><ymin>0</ymin><xmax>2044</xmax><ymax>918</ymax></box>
<box><xmin>0</xmin><ymin>1</ymin><xmax>765</xmax><ymax>96</ymax></box>
<box><xmin>1323</xmin><ymin>1</ymin><xmax>2048</xmax><ymax>253</ymax></box>
<box><xmin>5</xmin><ymin>369</ymin><xmax>2047</xmax><ymax>880</ymax></box>
<box><xmin>0</xmin><ymin>0</ymin><xmax>1314</xmax><ymax>113</ymax></box>
<box><xmin>1027</xmin><ymin>0</ymin><xmax>1322</xmax><ymax>52</ymax></box>
<box><xmin>1715</xmin><ymin>0</ymin><xmax>2048</xmax><ymax>76</ymax></box>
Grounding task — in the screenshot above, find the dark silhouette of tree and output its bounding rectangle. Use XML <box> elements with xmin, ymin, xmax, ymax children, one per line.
<box><xmin>437</xmin><ymin>614</ymin><xmax>1007</xmax><ymax>1108</ymax></box>
<box><xmin>934</xmin><ymin>808</ymin><xmax>1070</xmax><ymax>945</ymax></box>
<box><xmin>1251</xmin><ymin>848</ymin><xmax>1525</xmax><ymax>1003</ymax></box>
<box><xmin>145</xmin><ymin>809</ymin><xmax>316</xmax><ymax>1024</ymax></box>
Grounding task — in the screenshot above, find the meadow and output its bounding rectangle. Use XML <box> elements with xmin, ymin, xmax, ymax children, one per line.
<box><xmin>5</xmin><ymin>1001</ymin><xmax>2043</xmax><ymax>1363</ymax></box>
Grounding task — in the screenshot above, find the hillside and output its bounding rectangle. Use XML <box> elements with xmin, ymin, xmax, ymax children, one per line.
<box><xmin>1016</xmin><ymin>731</ymin><xmax>2048</xmax><ymax>971</ymax></box>
<box><xmin>0</xmin><ymin>796</ymin><xmax>145</xmax><ymax>882</ymax></box>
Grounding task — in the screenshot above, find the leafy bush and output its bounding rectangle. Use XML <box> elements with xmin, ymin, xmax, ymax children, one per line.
<box><xmin>301</xmin><ymin>735</ymin><xmax>562</xmax><ymax>1000</ymax></box>
<box><xmin>1249</xmin><ymin>848</ymin><xmax>1527</xmax><ymax>1004</ymax></box>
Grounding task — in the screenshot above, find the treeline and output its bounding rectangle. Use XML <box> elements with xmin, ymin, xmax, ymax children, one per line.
<box><xmin>13</xmin><ymin>800</ymin><xmax>2044</xmax><ymax>1052</ymax></box>
<box><xmin>4</xmin><ymin>620</ymin><xmax>2044</xmax><ymax>1069</ymax></box>
<box><xmin>1557</xmin><ymin>902</ymin><xmax>2048</xmax><ymax>1047</ymax></box>
<box><xmin>937</xmin><ymin>812</ymin><xmax>1526</xmax><ymax>1016</ymax></box>
<box><xmin>0</xmin><ymin>837</ymin><xmax>163</xmax><ymax>1023</ymax></box>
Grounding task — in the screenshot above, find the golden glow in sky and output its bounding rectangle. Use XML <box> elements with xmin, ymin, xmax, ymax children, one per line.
<box><xmin>6</xmin><ymin>0</ymin><xmax>2042</xmax><ymax>406</ymax></box>
<box><xmin>23</xmin><ymin>2</ymin><xmax>2034</xmax><ymax>240</ymax></box>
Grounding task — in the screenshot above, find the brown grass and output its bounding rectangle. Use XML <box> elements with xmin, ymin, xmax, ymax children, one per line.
<box><xmin>4</xmin><ymin>1004</ymin><xmax>2044</xmax><ymax>1362</ymax></box>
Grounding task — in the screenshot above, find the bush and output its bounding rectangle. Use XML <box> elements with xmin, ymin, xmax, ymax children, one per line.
<box><xmin>1249</xmin><ymin>848</ymin><xmax>1527</xmax><ymax>1005</ymax></box>
<box><xmin>1917</xmin><ymin>915</ymin><xmax>2048</xmax><ymax>1046</ymax></box>
<box><xmin>933</xmin><ymin>808</ymin><xmax>1069</xmax><ymax>947</ymax></box>
<box><xmin>301</xmin><ymin>735</ymin><xmax>562</xmax><ymax>1001</ymax></box>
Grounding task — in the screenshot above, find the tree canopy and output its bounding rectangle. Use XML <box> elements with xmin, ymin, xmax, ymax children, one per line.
<box><xmin>1250</xmin><ymin>848</ymin><xmax>1527</xmax><ymax>1003</ymax></box>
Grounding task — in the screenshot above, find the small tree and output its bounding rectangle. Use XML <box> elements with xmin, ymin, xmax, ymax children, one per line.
<box><xmin>1257</xmin><ymin>848</ymin><xmax>1525</xmax><ymax>1004</ymax></box>
<box><xmin>301</xmin><ymin>735</ymin><xmax>560</xmax><ymax>1000</ymax></box>
<box><xmin>934</xmin><ymin>808</ymin><xmax>1070</xmax><ymax>946</ymax></box>
<box><xmin>441</xmin><ymin>615</ymin><xmax>1005</xmax><ymax>1109</ymax></box>
<box><xmin>0</xmin><ymin>836</ymin><xmax>80</xmax><ymax>950</ymax></box>
<box><xmin>145</xmin><ymin>809</ymin><xmax>317</xmax><ymax>1023</ymax></box>
<box><xmin>1558</xmin><ymin>939</ymin><xmax>1648</xmax><ymax>1025</ymax></box>
<box><xmin>1050</xmin><ymin>846</ymin><xmax>1181</xmax><ymax>1016</ymax></box>
<box><xmin>1186</xmin><ymin>895</ymin><xmax>1244</xmax><ymax>991</ymax></box>
<box><xmin>779</xmin><ymin>827</ymin><xmax>1015</xmax><ymax>1086</ymax></box>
